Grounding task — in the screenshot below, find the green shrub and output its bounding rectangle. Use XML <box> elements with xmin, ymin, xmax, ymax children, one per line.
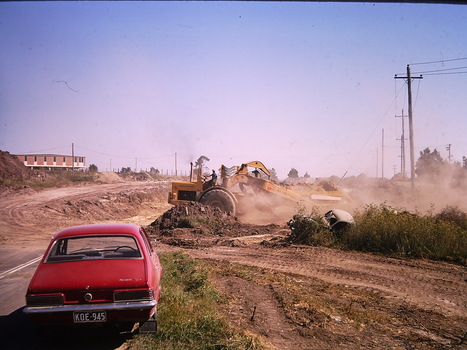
<box><xmin>344</xmin><ymin>204</ymin><xmax>467</xmax><ymax>261</ymax></box>
<box><xmin>177</xmin><ymin>216</ymin><xmax>211</xmax><ymax>230</ymax></box>
<box><xmin>435</xmin><ymin>206</ymin><xmax>467</xmax><ymax>231</ymax></box>
<box><xmin>286</xmin><ymin>206</ymin><xmax>338</xmax><ymax>246</ymax></box>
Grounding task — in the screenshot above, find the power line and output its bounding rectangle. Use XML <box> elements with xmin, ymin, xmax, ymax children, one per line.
<box><xmin>421</xmin><ymin>71</ymin><xmax>467</xmax><ymax>76</ymax></box>
<box><xmin>409</xmin><ymin>57</ymin><xmax>467</xmax><ymax>66</ymax></box>
<box><xmin>342</xmin><ymin>82</ymin><xmax>406</xmax><ymax>179</ymax></box>
<box><xmin>412</xmin><ymin>65</ymin><xmax>467</xmax><ymax>74</ymax></box>
<box><xmin>412</xmin><ymin>78</ymin><xmax>421</xmax><ymax>113</ymax></box>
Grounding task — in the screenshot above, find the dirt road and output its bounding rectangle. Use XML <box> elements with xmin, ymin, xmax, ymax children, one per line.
<box><xmin>0</xmin><ymin>180</ymin><xmax>465</xmax><ymax>349</ymax></box>
<box><xmin>0</xmin><ymin>181</ymin><xmax>171</xmax><ymax>246</ymax></box>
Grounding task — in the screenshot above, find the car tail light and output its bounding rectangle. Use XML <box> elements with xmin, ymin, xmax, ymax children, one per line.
<box><xmin>113</xmin><ymin>289</ymin><xmax>154</xmax><ymax>302</ymax></box>
<box><xmin>26</xmin><ymin>294</ymin><xmax>64</xmax><ymax>306</ymax></box>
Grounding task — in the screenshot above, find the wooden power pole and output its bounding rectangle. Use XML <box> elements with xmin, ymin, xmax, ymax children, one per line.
<box><xmin>396</xmin><ymin>109</ymin><xmax>407</xmax><ymax>179</ymax></box>
<box><xmin>382</xmin><ymin>128</ymin><xmax>384</xmax><ymax>178</ymax></box>
<box><xmin>395</xmin><ymin>65</ymin><xmax>422</xmax><ymax>190</ymax></box>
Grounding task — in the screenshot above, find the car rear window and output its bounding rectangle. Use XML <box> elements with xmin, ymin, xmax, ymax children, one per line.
<box><xmin>46</xmin><ymin>235</ymin><xmax>142</xmax><ymax>262</ymax></box>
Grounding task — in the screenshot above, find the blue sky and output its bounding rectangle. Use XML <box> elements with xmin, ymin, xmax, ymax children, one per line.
<box><xmin>1</xmin><ymin>2</ymin><xmax>466</xmax><ymax>179</ymax></box>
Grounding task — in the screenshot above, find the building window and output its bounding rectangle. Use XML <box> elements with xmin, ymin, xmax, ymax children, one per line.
<box><xmin>34</xmin><ymin>156</ymin><xmax>37</xmax><ymax>162</ymax></box>
<box><xmin>54</xmin><ymin>156</ymin><xmax>56</xmax><ymax>162</ymax></box>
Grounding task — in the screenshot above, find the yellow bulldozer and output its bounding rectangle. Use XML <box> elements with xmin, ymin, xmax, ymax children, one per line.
<box><xmin>168</xmin><ymin>161</ymin><xmax>344</xmax><ymax>217</ymax></box>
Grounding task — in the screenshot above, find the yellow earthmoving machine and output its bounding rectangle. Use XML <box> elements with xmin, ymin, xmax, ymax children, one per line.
<box><xmin>168</xmin><ymin>161</ymin><xmax>344</xmax><ymax>216</ymax></box>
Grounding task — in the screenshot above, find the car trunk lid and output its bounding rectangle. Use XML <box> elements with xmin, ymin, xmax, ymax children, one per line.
<box><xmin>28</xmin><ymin>259</ymin><xmax>148</xmax><ymax>303</ymax></box>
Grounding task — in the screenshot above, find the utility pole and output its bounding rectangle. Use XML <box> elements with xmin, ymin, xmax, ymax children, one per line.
<box><xmin>175</xmin><ymin>152</ymin><xmax>178</xmax><ymax>176</ymax></box>
<box><xmin>376</xmin><ymin>148</ymin><xmax>378</xmax><ymax>178</ymax></box>
<box><xmin>381</xmin><ymin>129</ymin><xmax>384</xmax><ymax>179</ymax></box>
<box><xmin>446</xmin><ymin>144</ymin><xmax>452</xmax><ymax>163</ymax></box>
<box><xmin>396</xmin><ymin>109</ymin><xmax>407</xmax><ymax>178</ymax></box>
<box><xmin>72</xmin><ymin>143</ymin><xmax>74</xmax><ymax>171</ymax></box>
<box><xmin>395</xmin><ymin>65</ymin><xmax>423</xmax><ymax>190</ymax></box>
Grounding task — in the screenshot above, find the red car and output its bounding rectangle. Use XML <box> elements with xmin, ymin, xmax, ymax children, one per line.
<box><xmin>23</xmin><ymin>223</ymin><xmax>162</xmax><ymax>333</ymax></box>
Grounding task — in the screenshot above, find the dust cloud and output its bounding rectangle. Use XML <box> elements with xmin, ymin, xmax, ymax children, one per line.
<box><xmin>235</xmin><ymin>173</ymin><xmax>466</xmax><ymax>226</ymax></box>
<box><xmin>335</xmin><ymin>173</ymin><xmax>466</xmax><ymax>214</ymax></box>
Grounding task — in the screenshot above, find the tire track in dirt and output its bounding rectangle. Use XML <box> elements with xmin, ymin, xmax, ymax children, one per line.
<box><xmin>188</xmin><ymin>245</ymin><xmax>467</xmax><ymax>317</ymax></box>
<box><xmin>0</xmin><ymin>182</ymin><xmax>170</xmax><ymax>245</ymax></box>
<box><xmin>215</xmin><ymin>276</ymin><xmax>310</xmax><ymax>350</ymax></box>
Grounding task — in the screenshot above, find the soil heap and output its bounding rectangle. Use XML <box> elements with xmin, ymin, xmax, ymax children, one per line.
<box><xmin>0</xmin><ymin>150</ymin><xmax>32</xmax><ymax>180</ymax></box>
<box><xmin>148</xmin><ymin>201</ymin><xmax>241</xmax><ymax>235</ymax></box>
<box><xmin>146</xmin><ymin>202</ymin><xmax>283</xmax><ymax>247</ymax></box>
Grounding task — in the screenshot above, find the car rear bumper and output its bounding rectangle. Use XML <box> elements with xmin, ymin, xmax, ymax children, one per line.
<box><xmin>23</xmin><ymin>300</ymin><xmax>157</xmax><ymax>314</ymax></box>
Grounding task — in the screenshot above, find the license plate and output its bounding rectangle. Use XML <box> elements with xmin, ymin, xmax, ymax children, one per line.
<box><xmin>73</xmin><ymin>311</ymin><xmax>107</xmax><ymax>323</ymax></box>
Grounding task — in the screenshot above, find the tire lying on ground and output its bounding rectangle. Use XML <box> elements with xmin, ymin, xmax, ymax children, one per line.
<box><xmin>199</xmin><ymin>188</ymin><xmax>237</xmax><ymax>215</ymax></box>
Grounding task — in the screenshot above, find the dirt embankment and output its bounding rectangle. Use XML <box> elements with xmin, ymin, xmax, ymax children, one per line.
<box><xmin>0</xmin><ymin>181</ymin><xmax>171</xmax><ymax>246</ymax></box>
<box><xmin>0</xmin><ymin>150</ymin><xmax>33</xmax><ymax>180</ymax></box>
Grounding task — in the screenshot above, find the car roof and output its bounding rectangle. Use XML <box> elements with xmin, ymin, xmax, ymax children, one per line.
<box><xmin>52</xmin><ymin>223</ymin><xmax>143</xmax><ymax>240</ymax></box>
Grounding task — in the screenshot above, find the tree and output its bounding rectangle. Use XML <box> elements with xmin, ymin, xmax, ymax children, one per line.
<box><xmin>149</xmin><ymin>167</ymin><xmax>160</xmax><ymax>174</ymax></box>
<box><xmin>270</xmin><ymin>168</ymin><xmax>279</xmax><ymax>182</ymax></box>
<box><xmin>88</xmin><ymin>164</ymin><xmax>98</xmax><ymax>172</ymax></box>
<box><xmin>194</xmin><ymin>155</ymin><xmax>210</xmax><ymax>174</ymax></box>
<box><xmin>415</xmin><ymin>148</ymin><xmax>445</xmax><ymax>178</ymax></box>
<box><xmin>194</xmin><ymin>156</ymin><xmax>210</xmax><ymax>169</ymax></box>
<box><xmin>288</xmin><ymin>168</ymin><xmax>299</xmax><ymax>178</ymax></box>
<box><xmin>120</xmin><ymin>167</ymin><xmax>132</xmax><ymax>174</ymax></box>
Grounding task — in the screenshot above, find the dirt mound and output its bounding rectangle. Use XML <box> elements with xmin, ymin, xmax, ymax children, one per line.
<box><xmin>95</xmin><ymin>172</ymin><xmax>125</xmax><ymax>183</ymax></box>
<box><xmin>0</xmin><ymin>150</ymin><xmax>32</xmax><ymax>180</ymax></box>
<box><xmin>148</xmin><ymin>201</ymin><xmax>241</xmax><ymax>234</ymax></box>
<box><xmin>146</xmin><ymin>202</ymin><xmax>284</xmax><ymax>247</ymax></box>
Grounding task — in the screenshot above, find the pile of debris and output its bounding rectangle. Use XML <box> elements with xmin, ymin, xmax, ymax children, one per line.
<box><xmin>148</xmin><ymin>201</ymin><xmax>241</xmax><ymax>235</ymax></box>
<box><xmin>145</xmin><ymin>202</ymin><xmax>284</xmax><ymax>247</ymax></box>
<box><xmin>0</xmin><ymin>150</ymin><xmax>32</xmax><ymax>180</ymax></box>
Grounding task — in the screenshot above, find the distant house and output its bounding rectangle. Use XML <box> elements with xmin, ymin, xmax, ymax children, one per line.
<box><xmin>15</xmin><ymin>154</ymin><xmax>86</xmax><ymax>170</ymax></box>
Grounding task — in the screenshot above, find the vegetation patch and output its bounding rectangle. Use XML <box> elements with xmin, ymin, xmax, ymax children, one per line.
<box><xmin>128</xmin><ymin>251</ymin><xmax>267</xmax><ymax>350</ymax></box>
<box><xmin>344</xmin><ymin>204</ymin><xmax>467</xmax><ymax>262</ymax></box>
<box><xmin>286</xmin><ymin>206</ymin><xmax>338</xmax><ymax>247</ymax></box>
<box><xmin>286</xmin><ymin>204</ymin><xmax>467</xmax><ymax>263</ymax></box>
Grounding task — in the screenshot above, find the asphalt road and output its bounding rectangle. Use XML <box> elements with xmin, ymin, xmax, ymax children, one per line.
<box><xmin>0</xmin><ymin>247</ymin><xmax>46</xmax><ymax>316</ymax></box>
<box><xmin>0</xmin><ymin>247</ymin><xmax>43</xmax><ymax>349</ymax></box>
